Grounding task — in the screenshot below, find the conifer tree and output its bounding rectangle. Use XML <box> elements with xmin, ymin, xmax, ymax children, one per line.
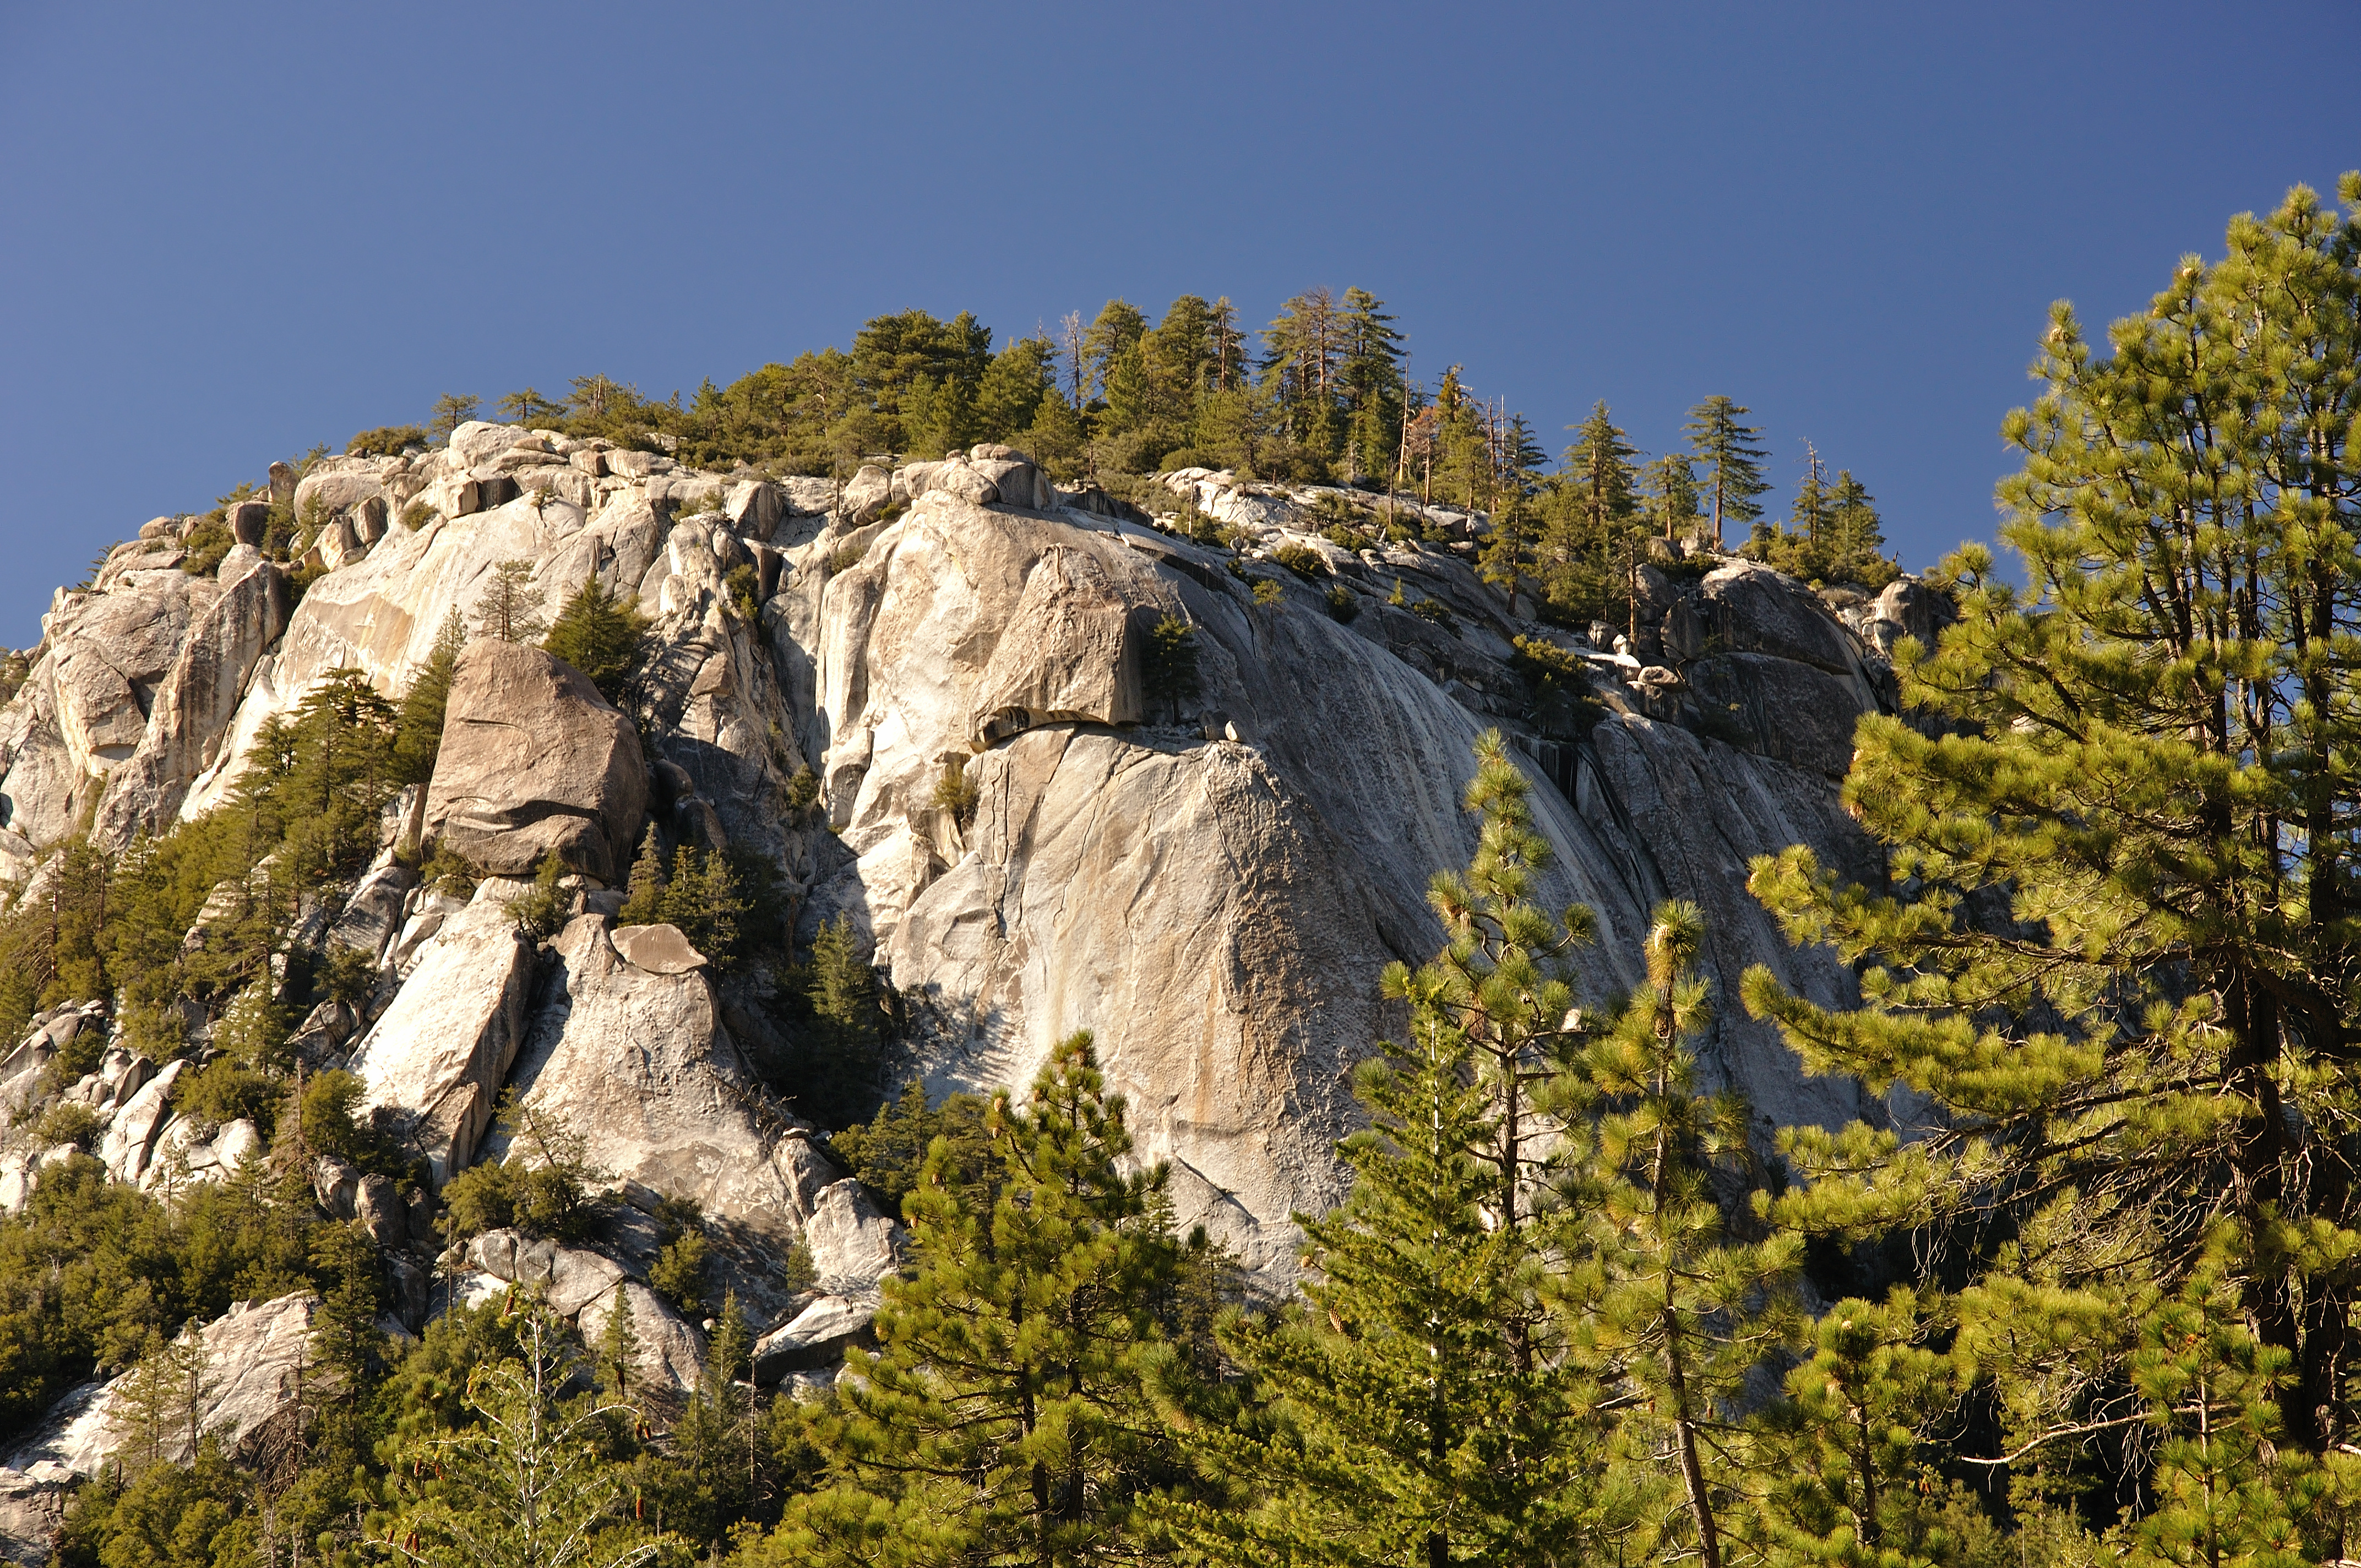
<box><xmin>777</xmin><ymin>1033</ymin><xmax>1179</xmax><ymax>1566</ymax></box>
<box><xmin>1684</xmin><ymin>395</ymin><xmax>1771</xmax><ymax>550</ymax></box>
<box><xmin>1549</xmin><ymin>900</ymin><xmax>1800</xmax><ymax>1568</ymax></box>
<box><xmin>1168</xmin><ymin>1018</ymin><xmax>1611</xmax><ymax>1567</ymax></box>
<box><xmin>596</xmin><ymin>1283</ymin><xmax>639</xmax><ymax>1402</ymax></box>
<box><xmin>1740</xmin><ymin>177</ymin><xmax>2361</xmax><ymax>1521</ymax></box>
<box><xmin>477</xmin><ymin>559</ymin><xmax>547</xmax><ymax>644</ymax></box>
<box><xmin>617</xmin><ymin>826</ymin><xmax>666</xmax><ymax>927</ymax></box>
<box><xmin>1641</xmin><ymin>450</ymin><xmax>1702</xmax><ymax>543</ymax></box>
<box><xmin>395</xmin><ymin>608</ymin><xmax>468</xmax><ymax>785</ymax></box>
<box><xmin>542</xmin><ymin>577</ymin><xmax>649</xmax><ymax>706</ymax></box>
<box><xmin>381</xmin><ymin>1301</ymin><xmax>658</xmax><ymax>1568</ymax></box>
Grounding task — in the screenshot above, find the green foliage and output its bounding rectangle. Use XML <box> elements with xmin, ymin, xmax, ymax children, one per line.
<box><xmin>506</xmin><ymin>852</ymin><xmax>571</xmax><ymax>943</ymax></box>
<box><xmin>178</xmin><ymin>516</ymin><xmax>232</xmax><ymax>577</ymax></box>
<box><xmin>542</xmin><ymin>579</ymin><xmax>649</xmax><ymax>706</ymax></box>
<box><xmin>349</xmin><ymin>424</ymin><xmax>428</xmax><ymax>458</ymax></box>
<box><xmin>476</xmin><ymin>559</ymin><xmax>547</xmax><ymax>644</ymax></box>
<box><xmin>34</xmin><ymin>1099</ymin><xmax>102</xmax><ymax>1150</ymax></box>
<box><xmin>1139</xmin><ymin>614</ymin><xmax>1201</xmax><ymax>715</ymax></box>
<box><xmin>426</xmin><ymin>394</ymin><xmax>480</xmax><ymax>441</ymax></box>
<box><xmin>377</xmin><ymin>1300</ymin><xmax>661</xmax><ymax>1568</ymax></box>
<box><xmin>1270</xmin><ymin>540</ymin><xmax>1328</xmax><ymax>579</ymax></box>
<box><xmin>1685</xmin><ymin>393</ymin><xmax>1772</xmax><ymax>549</ymax></box>
<box><xmin>647</xmin><ymin>1228</ymin><xmax>709</xmax><ymax>1319</ymax></box>
<box><xmin>829</xmin><ymin>1078</ymin><xmax>996</xmax><ymax>1214</ymax></box>
<box><xmin>1742</xmin><ymin>175</ymin><xmax>2361</xmax><ymax>1545</ymax></box>
<box><xmin>778</xmin><ymin>1033</ymin><xmax>1181</xmax><ymax>1567</ymax></box>
<box><xmin>928</xmin><ymin>755</ymin><xmax>979</xmax><ymax>831</ymax></box>
<box><xmin>440</xmin><ymin>1095</ymin><xmax>602</xmax><ymax>1244</ymax></box>
<box><xmin>395</xmin><ymin>608</ymin><xmax>468</xmax><ymax>785</ymax></box>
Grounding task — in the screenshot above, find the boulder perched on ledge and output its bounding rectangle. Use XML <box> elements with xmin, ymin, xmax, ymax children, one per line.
<box><xmin>422</xmin><ymin>640</ymin><xmax>649</xmax><ymax>883</ymax></box>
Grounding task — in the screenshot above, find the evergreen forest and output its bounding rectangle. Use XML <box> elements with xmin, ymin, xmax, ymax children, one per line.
<box><xmin>1</xmin><ymin>175</ymin><xmax>2359</xmax><ymax>1568</ymax></box>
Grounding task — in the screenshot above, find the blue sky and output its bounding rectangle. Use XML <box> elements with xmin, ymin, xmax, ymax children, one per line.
<box><xmin>1</xmin><ymin>1</ymin><xmax>2352</xmax><ymax>646</ymax></box>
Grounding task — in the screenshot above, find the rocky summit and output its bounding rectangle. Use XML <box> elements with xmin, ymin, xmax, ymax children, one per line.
<box><xmin>0</xmin><ymin>420</ymin><xmax>1940</xmax><ymax>1510</ymax></box>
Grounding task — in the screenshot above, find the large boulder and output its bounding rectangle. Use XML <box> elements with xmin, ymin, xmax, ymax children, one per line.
<box><xmin>346</xmin><ymin>894</ymin><xmax>536</xmax><ymax>1184</ymax></box>
<box><xmin>495</xmin><ymin>917</ymin><xmax>840</xmax><ymax>1245</ymax></box>
<box><xmin>1700</xmin><ymin>560</ymin><xmax>1860</xmax><ymax>676</ymax></box>
<box><xmin>1685</xmin><ymin>653</ymin><xmax>1871</xmax><ymax>778</ymax></box>
<box><xmin>422</xmin><ymin>640</ymin><xmax>648</xmax><ymax>883</ymax></box>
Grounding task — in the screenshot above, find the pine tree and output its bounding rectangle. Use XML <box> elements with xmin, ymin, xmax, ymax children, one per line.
<box><xmin>1787</xmin><ymin>442</ymin><xmax>1832</xmax><ymax>547</ymax></box>
<box><xmin>1551</xmin><ymin>401</ymin><xmax>1645</xmax><ymax>636</ymax></box>
<box><xmin>428</xmin><ymin>394</ymin><xmax>481</xmax><ymax>441</ymax></box>
<box><xmin>107</xmin><ymin>1326</ymin><xmax>213</xmax><ymax>1471</ymax></box>
<box><xmin>541</xmin><ymin>577</ymin><xmax>649</xmax><ymax>706</ymax></box>
<box><xmin>1550</xmin><ymin>901</ymin><xmax>1800</xmax><ymax>1568</ymax></box>
<box><xmin>381</xmin><ymin>1301</ymin><xmax>658</xmax><ymax>1568</ymax></box>
<box><xmin>1641</xmin><ymin>450</ymin><xmax>1702</xmax><ymax>543</ymax></box>
<box><xmin>395</xmin><ymin>608</ymin><xmax>467</xmax><ymax>785</ymax></box>
<box><xmin>1684</xmin><ymin>395</ymin><xmax>1771</xmax><ymax>550</ymax></box>
<box><xmin>1168</xmin><ymin>1022</ymin><xmax>1611</xmax><ymax>1566</ymax></box>
<box><xmin>1339</xmin><ymin>286</ymin><xmax>1407</xmax><ymax>483</ymax></box>
<box><xmin>477</xmin><ymin>559</ymin><xmax>547</xmax><ymax>644</ymax></box>
<box><xmin>1741</xmin><ymin>177</ymin><xmax>2361</xmax><ymax>1523</ymax></box>
<box><xmin>777</xmin><ymin>1033</ymin><xmax>1180</xmax><ymax>1566</ymax></box>
<box><xmin>1750</xmin><ymin>1289</ymin><xmax>1978</xmax><ymax>1567</ymax></box>
<box><xmin>617</xmin><ymin>826</ymin><xmax>666</xmax><ymax>927</ymax></box>
<box><xmin>596</xmin><ymin>1283</ymin><xmax>639</xmax><ymax>1402</ymax></box>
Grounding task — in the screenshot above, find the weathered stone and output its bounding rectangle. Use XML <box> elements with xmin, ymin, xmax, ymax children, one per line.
<box><xmin>90</xmin><ymin>560</ymin><xmax>289</xmax><ymax>847</ymax></box>
<box><xmin>0</xmin><ymin>1458</ymin><xmax>73</xmax><ymax>1566</ymax></box>
<box><xmin>328</xmin><ymin>864</ymin><xmax>418</xmax><ymax>960</ymax></box>
<box><xmin>347</xmin><ymin>899</ymin><xmax>535</xmax><ymax>1185</ymax></box>
<box><xmin>576</xmin><ymin>1281</ymin><xmax>704</xmax><ymax>1392</ymax></box>
<box><xmin>1869</xmin><ymin>575</ymin><xmax>1956</xmax><ymax>655</ymax></box>
<box><xmin>839</xmin><ymin>464</ymin><xmax>892</xmax><ymax>524</ymax></box>
<box><xmin>1701</xmin><ymin>560</ymin><xmax>1860</xmax><ymax>676</ymax></box>
<box><xmin>99</xmin><ymin>1059</ymin><xmax>186</xmax><ymax>1184</ymax></box>
<box><xmin>497</xmin><ymin>917</ymin><xmax>838</xmax><ymax>1249</ymax></box>
<box><xmin>224</xmin><ymin>500</ymin><xmax>271</xmax><ymax>546</ymax></box>
<box><xmin>610</xmin><ymin>923</ymin><xmax>706</xmax><ymax>974</ymax></box>
<box><xmin>1687</xmin><ymin>653</ymin><xmax>1870</xmax><ymax>778</ymax></box>
<box><xmin>752</xmin><ymin>1294</ymin><xmax>872</xmax><ymax>1382</ymax></box>
<box><xmin>423</xmin><ymin>641</ymin><xmax>649</xmax><ymax>883</ymax></box>
<box><xmin>799</xmin><ymin>1179</ymin><xmax>900</xmax><ymax>1295</ymax></box>
<box><xmin>446</xmin><ymin>421</ymin><xmax>545</xmax><ymax>470</ymax></box>
<box><xmin>724</xmin><ymin>481</ymin><xmax>783</xmax><ymax>541</ymax></box>
<box><xmin>5</xmin><ymin>1294</ymin><xmax>317</xmax><ymax>1477</ymax></box>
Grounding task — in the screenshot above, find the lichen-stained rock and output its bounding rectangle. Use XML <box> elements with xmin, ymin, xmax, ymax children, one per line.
<box><xmin>495</xmin><ymin>916</ymin><xmax>838</xmax><ymax>1243</ymax></box>
<box><xmin>346</xmin><ymin>896</ymin><xmax>535</xmax><ymax>1185</ymax></box>
<box><xmin>422</xmin><ymin>641</ymin><xmax>649</xmax><ymax>883</ymax></box>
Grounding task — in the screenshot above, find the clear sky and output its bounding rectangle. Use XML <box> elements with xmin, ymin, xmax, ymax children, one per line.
<box><xmin>1</xmin><ymin>1</ymin><xmax>2352</xmax><ymax>647</ymax></box>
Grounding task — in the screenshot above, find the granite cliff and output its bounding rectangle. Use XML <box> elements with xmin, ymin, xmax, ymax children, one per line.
<box><xmin>0</xmin><ymin>420</ymin><xmax>1947</xmax><ymax>1516</ymax></box>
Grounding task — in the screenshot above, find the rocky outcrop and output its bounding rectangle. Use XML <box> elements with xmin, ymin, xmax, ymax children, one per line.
<box><xmin>91</xmin><ymin>555</ymin><xmax>290</xmax><ymax>846</ymax></box>
<box><xmin>4</xmin><ymin>1294</ymin><xmax>317</xmax><ymax>1477</ymax></box>
<box><xmin>423</xmin><ymin>641</ymin><xmax>649</xmax><ymax>883</ymax></box>
<box><xmin>0</xmin><ymin>419</ymin><xmax>1946</xmax><ymax>1447</ymax></box>
<box><xmin>494</xmin><ymin>917</ymin><xmax>839</xmax><ymax>1245</ymax></box>
<box><xmin>346</xmin><ymin>892</ymin><xmax>536</xmax><ymax>1184</ymax></box>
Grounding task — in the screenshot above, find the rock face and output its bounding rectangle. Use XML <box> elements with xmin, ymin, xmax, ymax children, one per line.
<box><xmin>347</xmin><ymin>894</ymin><xmax>536</xmax><ymax>1184</ymax></box>
<box><xmin>4</xmin><ymin>1294</ymin><xmax>317</xmax><ymax>1477</ymax></box>
<box><xmin>494</xmin><ymin>916</ymin><xmax>840</xmax><ymax>1244</ymax></box>
<box><xmin>0</xmin><ymin>424</ymin><xmax>1949</xmax><ymax>1455</ymax></box>
<box><xmin>423</xmin><ymin>641</ymin><xmax>649</xmax><ymax>883</ymax></box>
